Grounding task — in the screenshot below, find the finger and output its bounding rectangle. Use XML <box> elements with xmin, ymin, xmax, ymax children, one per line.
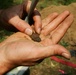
<box><xmin>41</xmin><ymin>11</ymin><xmax>70</xmax><ymax>35</ymax></box>
<box><xmin>23</xmin><ymin>1</ymin><xmax>42</xmax><ymax>34</ymax></box>
<box><xmin>51</xmin><ymin>14</ymin><xmax>74</xmax><ymax>44</ymax></box>
<box><xmin>33</xmin><ymin>10</ymin><xmax>42</xmax><ymax>34</ymax></box>
<box><xmin>9</xmin><ymin>16</ymin><xmax>33</xmax><ymax>35</ymax></box>
<box><xmin>23</xmin><ymin>0</ymin><xmax>31</xmax><ymax>14</ymax></box>
<box><xmin>38</xmin><ymin>45</ymin><xmax>71</xmax><ymax>59</ymax></box>
<box><xmin>42</xmin><ymin>12</ymin><xmax>59</xmax><ymax>28</ymax></box>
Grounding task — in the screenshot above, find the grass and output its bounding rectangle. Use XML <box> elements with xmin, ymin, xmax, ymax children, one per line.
<box><xmin>60</xmin><ymin>40</ymin><xmax>69</xmax><ymax>48</ymax></box>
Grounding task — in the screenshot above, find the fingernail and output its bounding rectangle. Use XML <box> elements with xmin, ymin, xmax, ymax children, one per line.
<box><xmin>62</xmin><ymin>53</ymin><xmax>71</xmax><ymax>59</ymax></box>
<box><xmin>25</xmin><ymin>28</ymin><xmax>32</xmax><ymax>35</ymax></box>
<box><xmin>37</xmin><ymin>28</ymin><xmax>41</xmax><ymax>34</ymax></box>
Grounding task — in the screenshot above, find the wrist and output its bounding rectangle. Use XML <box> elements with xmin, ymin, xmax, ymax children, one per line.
<box><xmin>0</xmin><ymin>44</ymin><xmax>15</xmax><ymax>75</ymax></box>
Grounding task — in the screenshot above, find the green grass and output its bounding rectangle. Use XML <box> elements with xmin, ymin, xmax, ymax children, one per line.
<box><xmin>60</xmin><ymin>40</ymin><xmax>69</xmax><ymax>48</ymax></box>
<box><xmin>13</xmin><ymin>0</ymin><xmax>23</xmax><ymax>5</ymax></box>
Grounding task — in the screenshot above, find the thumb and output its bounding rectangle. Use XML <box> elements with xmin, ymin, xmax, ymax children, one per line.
<box><xmin>39</xmin><ymin>45</ymin><xmax>71</xmax><ymax>59</ymax></box>
<box><xmin>9</xmin><ymin>16</ymin><xmax>33</xmax><ymax>35</ymax></box>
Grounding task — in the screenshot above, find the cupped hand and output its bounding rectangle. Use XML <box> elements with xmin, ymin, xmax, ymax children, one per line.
<box><xmin>0</xmin><ymin>0</ymin><xmax>42</xmax><ymax>35</ymax></box>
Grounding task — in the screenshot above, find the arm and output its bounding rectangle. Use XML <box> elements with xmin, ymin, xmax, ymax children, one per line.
<box><xmin>0</xmin><ymin>31</ymin><xmax>71</xmax><ymax>75</ymax></box>
<box><xmin>0</xmin><ymin>10</ymin><xmax>2</xmax><ymax>14</ymax></box>
<box><xmin>0</xmin><ymin>0</ymin><xmax>42</xmax><ymax>35</ymax></box>
<box><xmin>0</xmin><ymin>60</ymin><xmax>10</xmax><ymax>75</ymax></box>
<box><xmin>0</xmin><ymin>46</ymin><xmax>14</xmax><ymax>75</ymax></box>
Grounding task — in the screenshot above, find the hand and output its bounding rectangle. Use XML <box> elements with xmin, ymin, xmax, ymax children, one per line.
<box><xmin>0</xmin><ymin>32</ymin><xmax>70</xmax><ymax>74</ymax></box>
<box><xmin>0</xmin><ymin>11</ymin><xmax>73</xmax><ymax>74</ymax></box>
<box><xmin>0</xmin><ymin>0</ymin><xmax>42</xmax><ymax>35</ymax></box>
<box><xmin>40</xmin><ymin>11</ymin><xmax>74</xmax><ymax>46</ymax></box>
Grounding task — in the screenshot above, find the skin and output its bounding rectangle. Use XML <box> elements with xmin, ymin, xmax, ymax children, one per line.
<box><xmin>0</xmin><ymin>0</ymin><xmax>42</xmax><ymax>35</ymax></box>
<box><xmin>0</xmin><ymin>11</ymin><xmax>74</xmax><ymax>75</ymax></box>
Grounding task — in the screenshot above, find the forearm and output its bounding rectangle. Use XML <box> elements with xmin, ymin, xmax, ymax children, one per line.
<box><xmin>0</xmin><ymin>10</ymin><xmax>3</xmax><ymax>14</ymax></box>
<box><xmin>0</xmin><ymin>9</ymin><xmax>8</xmax><ymax>30</ymax></box>
<box><xmin>0</xmin><ymin>9</ymin><xmax>17</xmax><ymax>31</ymax></box>
<box><xmin>0</xmin><ymin>62</ymin><xmax>15</xmax><ymax>75</ymax></box>
<box><xmin>0</xmin><ymin>9</ymin><xmax>3</xmax><ymax>26</ymax></box>
<box><xmin>0</xmin><ymin>60</ymin><xmax>9</xmax><ymax>75</ymax></box>
<box><xmin>0</xmin><ymin>44</ymin><xmax>15</xmax><ymax>75</ymax></box>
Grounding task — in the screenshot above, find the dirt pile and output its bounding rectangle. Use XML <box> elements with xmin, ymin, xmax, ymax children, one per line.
<box><xmin>40</xmin><ymin>3</ymin><xmax>76</xmax><ymax>50</ymax></box>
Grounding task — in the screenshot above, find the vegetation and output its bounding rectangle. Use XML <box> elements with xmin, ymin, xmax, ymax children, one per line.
<box><xmin>0</xmin><ymin>0</ymin><xmax>23</xmax><ymax>9</ymax></box>
<box><xmin>60</xmin><ymin>40</ymin><xmax>69</xmax><ymax>48</ymax></box>
<box><xmin>0</xmin><ymin>0</ymin><xmax>76</xmax><ymax>9</ymax></box>
<box><xmin>37</xmin><ymin>0</ymin><xmax>76</xmax><ymax>10</ymax></box>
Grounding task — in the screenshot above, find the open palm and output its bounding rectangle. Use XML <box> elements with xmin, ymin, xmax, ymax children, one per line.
<box><xmin>40</xmin><ymin>11</ymin><xmax>73</xmax><ymax>46</ymax></box>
